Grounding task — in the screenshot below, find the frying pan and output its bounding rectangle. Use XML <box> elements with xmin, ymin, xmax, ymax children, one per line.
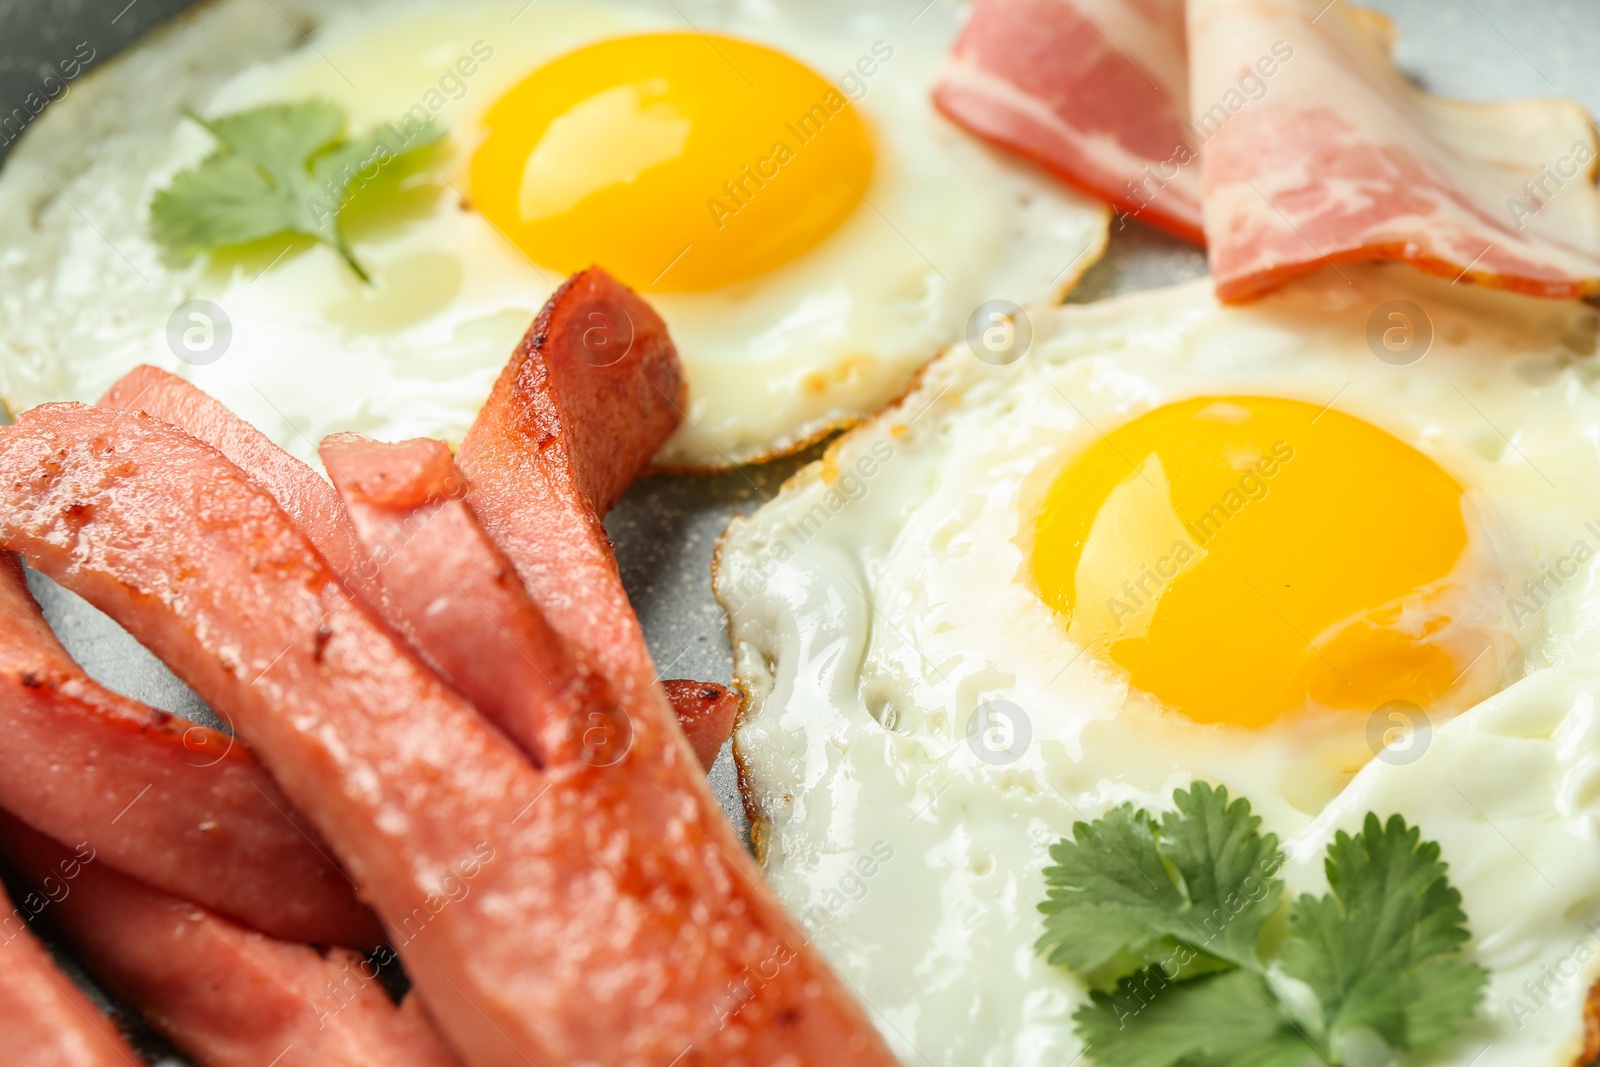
<box><xmin>0</xmin><ymin>0</ymin><xmax>1595</xmax><ymax>1062</ymax></box>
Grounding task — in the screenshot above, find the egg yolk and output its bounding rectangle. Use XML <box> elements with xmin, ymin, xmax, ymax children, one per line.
<box><xmin>470</xmin><ymin>33</ymin><xmax>873</xmax><ymax>293</ymax></box>
<box><xmin>1033</xmin><ymin>396</ymin><xmax>1497</xmax><ymax>728</ymax></box>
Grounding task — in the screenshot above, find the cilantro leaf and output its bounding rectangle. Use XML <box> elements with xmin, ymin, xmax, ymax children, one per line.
<box><xmin>1159</xmin><ymin>782</ymin><xmax>1284</xmax><ymax>970</ymax></box>
<box><xmin>1038</xmin><ymin>804</ymin><xmax>1183</xmax><ymax>983</ymax></box>
<box><xmin>1074</xmin><ymin>970</ymin><xmax>1316</xmax><ymax>1067</ymax></box>
<box><xmin>1037</xmin><ymin>783</ymin><xmax>1281</xmax><ymax>987</ymax></box>
<box><xmin>1280</xmin><ymin>813</ymin><xmax>1486</xmax><ymax>1052</ymax></box>
<box><xmin>1037</xmin><ymin>788</ymin><xmax>1486</xmax><ymax>1067</ymax></box>
<box><xmin>148</xmin><ymin>154</ymin><xmax>310</xmax><ymax>253</ymax></box>
<box><xmin>310</xmin><ymin>121</ymin><xmax>439</xmax><ymax>197</ymax></box>
<box><xmin>150</xmin><ymin>100</ymin><xmax>441</xmax><ymax>282</ymax></box>
<box><xmin>200</xmin><ymin>100</ymin><xmax>345</xmax><ymax>188</ymax></box>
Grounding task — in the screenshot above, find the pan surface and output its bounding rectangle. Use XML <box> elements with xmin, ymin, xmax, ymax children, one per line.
<box><xmin>0</xmin><ymin>1</ymin><xmax>1597</xmax><ymax>1062</ymax></box>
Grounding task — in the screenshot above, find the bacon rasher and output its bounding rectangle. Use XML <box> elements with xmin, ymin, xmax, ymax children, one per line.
<box><xmin>934</xmin><ymin>0</ymin><xmax>1204</xmax><ymax>242</ymax></box>
<box><xmin>1192</xmin><ymin>0</ymin><xmax>1600</xmax><ymax>301</ymax></box>
<box><xmin>935</xmin><ymin>0</ymin><xmax>1600</xmax><ymax>302</ymax></box>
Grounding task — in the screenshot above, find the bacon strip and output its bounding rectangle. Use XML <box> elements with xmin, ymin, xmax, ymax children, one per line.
<box><xmin>0</xmin><ymin>813</ymin><xmax>460</xmax><ymax>1067</ymax></box>
<box><xmin>0</xmin><ymin>402</ymin><xmax>897</xmax><ymax>1067</ymax></box>
<box><xmin>1190</xmin><ymin>0</ymin><xmax>1600</xmax><ymax>301</ymax></box>
<box><xmin>934</xmin><ymin>0</ymin><xmax>1203</xmax><ymax>243</ymax></box>
<box><xmin>0</xmin><ymin>553</ymin><xmax>377</xmax><ymax>948</ymax></box>
<box><xmin>662</xmin><ymin>680</ymin><xmax>741</xmax><ymax>769</ymax></box>
<box><xmin>0</xmin><ymin>874</ymin><xmax>138</xmax><ymax>1067</ymax></box>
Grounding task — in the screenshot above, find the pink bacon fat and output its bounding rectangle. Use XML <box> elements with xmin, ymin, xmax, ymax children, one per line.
<box><xmin>1190</xmin><ymin>0</ymin><xmax>1600</xmax><ymax>302</ymax></box>
<box><xmin>0</xmin><ymin>811</ymin><xmax>461</xmax><ymax>1067</ymax></box>
<box><xmin>0</xmin><ymin>552</ymin><xmax>378</xmax><ymax>948</ymax></box>
<box><xmin>934</xmin><ymin>0</ymin><xmax>1204</xmax><ymax>243</ymax></box>
<box><xmin>0</xmin><ymin>397</ymin><xmax>896</xmax><ymax>1066</ymax></box>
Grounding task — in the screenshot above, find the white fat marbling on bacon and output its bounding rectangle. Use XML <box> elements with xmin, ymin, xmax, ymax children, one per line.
<box><xmin>934</xmin><ymin>0</ymin><xmax>1205</xmax><ymax>242</ymax></box>
<box><xmin>1190</xmin><ymin>0</ymin><xmax>1600</xmax><ymax>302</ymax></box>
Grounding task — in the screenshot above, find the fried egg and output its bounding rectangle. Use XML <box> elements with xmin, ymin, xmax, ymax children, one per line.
<box><xmin>714</xmin><ymin>265</ymin><xmax>1600</xmax><ymax>1066</ymax></box>
<box><xmin>0</xmin><ymin>0</ymin><xmax>1107</xmax><ymax>469</ymax></box>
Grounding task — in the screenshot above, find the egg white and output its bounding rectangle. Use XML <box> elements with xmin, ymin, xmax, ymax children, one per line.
<box><xmin>0</xmin><ymin>0</ymin><xmax>1107</xmax><ymax>468</ymax></box>
<box><xmin>714</xmin><ymin>265</ymin><xmax>1600</xmax><ymax>1066</ymax></box>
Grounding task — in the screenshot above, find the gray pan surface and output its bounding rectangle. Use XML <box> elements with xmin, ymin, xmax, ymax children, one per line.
<box><xmin>1</xmin><ymin>0</ymin><xmax>1597</xmax><ymax>1061</ymax></box>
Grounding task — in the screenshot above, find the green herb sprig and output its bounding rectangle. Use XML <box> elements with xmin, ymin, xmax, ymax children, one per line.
<box><xmin>1038</xmin><ymin>783</ymin><xmax>1485</xmax><ymax>1067</ymax></box>
<box><xmin>150</xmin><ymin>100</ymin><xmax>441</xmax><ymax>282</ymax></box>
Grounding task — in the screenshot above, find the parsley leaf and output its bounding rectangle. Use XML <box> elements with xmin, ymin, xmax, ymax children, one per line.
<box><xmin>1036</xmin><ymin>783</ymin><xmax>1281</xmax><ymax>987</ymax></box>
<box><xmin>1280</xmin><ymin>813</ymin><xmax>1486</xmax><ymax>1052</ymax></box>
<box><xmin>1074</xmin><ymin>970</ymin><xmax>1315</xmax><ymax>1067</ymax></box>
<box><xmin>150</xmin><ymin>100</ymin><xmax>441</xmax><ymax>282</ymax></box>
<box><xmin>1037</xmin><ymin>788</ymin><xmax>1486</xmax><ymax>1067</ymax></box>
